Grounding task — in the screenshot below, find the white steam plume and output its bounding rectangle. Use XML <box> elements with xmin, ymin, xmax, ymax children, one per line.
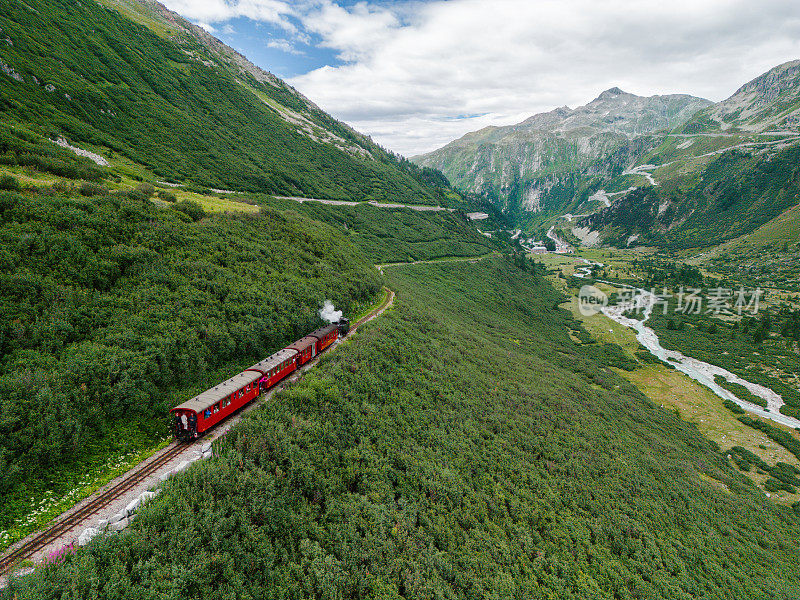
<box><xmin>318</xmin><ymin>300</ymin><xmax>343</xmax><ymax>324</ymax></box>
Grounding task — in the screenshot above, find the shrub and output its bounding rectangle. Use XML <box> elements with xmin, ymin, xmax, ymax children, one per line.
<box><xmin>0</xmin><ymin>174</ymin><xmax>20</xmax><ymax>191</ymax></box>
<box><xmin>157</xmin><ymin>190</ymin><xmax>177</xmax><ymax>202</ymax></box>
<box><xmin>173</xmin><ymin>199</ymin><xmax>206</xmax><ymax>221</ymax></box>
<box><xmin>764</xmin><ymin>478</ymin><xmax>796</xmax><ymax>494</ymax></box>
<box><xmin>135</xmin><ymin>183</ymin><xmax>155</xmax><ymax>198</ymax></box>
<box><xmin>79</xmin><ymin>182</ymin><xmax>107</xmax><ymax>196</ymax></box>
<box><xmin>635</xmin><ymin>348</ymin><xmax>660</xmax><ymax>363</ymax></box>
<box><xmin>714</xmin><ymin>374</ymin><xmax>767</xmax><ymax>408</ymax></box>
<box><xmin>723</xmin><ymin>399</ymin><xmax>745</xmax><ymax>414</ymax></box>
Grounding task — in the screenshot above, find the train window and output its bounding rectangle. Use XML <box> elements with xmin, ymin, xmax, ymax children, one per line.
<box><xmin>213</xmin><ymin>403</ymin><xmax>219</xmax><ymax>413</ymax></box>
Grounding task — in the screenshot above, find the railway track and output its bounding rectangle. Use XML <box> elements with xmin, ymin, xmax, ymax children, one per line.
<box><xmin>352</xmin><ymin>286</ymin><xmax>394</xmax><ymax>330</ymax></box>
<box><xmin>0</xmin><ymin>288</ymin><xmax>396</xmax><ymax>579</ymax></box>
<box><xmin>0</xmin><ymin>442</ymin><xmax>191</xmax><ymax>575</ymax></box>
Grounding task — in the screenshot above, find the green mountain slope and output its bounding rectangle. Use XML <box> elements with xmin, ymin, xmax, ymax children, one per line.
<box><xmin>412</xmin><ymin>89</ymin><xmax>710</xmax><ymax>224</ymax></box>
<box><xmin>685</xmin><ymin>202</ymin><xmax>800</xmax><ymax>292</ymax></box>
<box><xmin>0</xmin><ymin>0</ymin><xmax>451</xmax><ymax>203</ymax></box>
<box><xmin>576</xmin><ymin>62</ymin><xmax>800</xmax><ymax>249</ymax></box>
<box><xmin>581</xmin><ymin>142</ymin><xmax>800</xmax><ymax>248</ymax></box>
<box><xmin>8</xmin><ymin>258</ymin><xmax>800</xmax><ymax>598</ymax></box>
<box><xmin>0</xmin><ymin>186</ymin><xmax>382</xmax><ymax>539</ymax></box>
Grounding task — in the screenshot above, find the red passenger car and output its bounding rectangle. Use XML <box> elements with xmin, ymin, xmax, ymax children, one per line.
<box><xmin>171</xmin><ymin>318</ymin><xmax>350</xmax><ymax>441</ymax></box>
<box><xmin>245</xmin><ymin>348</ymin><xmax>298</xmax><ymax>390</ymax></box>
<box><xmin>171</xmin><ymin>369</ymin><xmax>262</xmax><ymax>441</ymax></box>
<box><xmin>285</xmin><ymin>335</ymin><xmax>319</xmax><ymax>367</ymax></box>
<box><xmin>309</xmin><ymin>323</ymin><xmax>339</xmax><ymax>354</ymax></box>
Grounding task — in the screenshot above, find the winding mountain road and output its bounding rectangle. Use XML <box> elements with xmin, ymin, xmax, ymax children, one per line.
<box><xmin>275</xmin><ymin>195</ymin><xmax>455</xmax><ymax>212</ymax></box>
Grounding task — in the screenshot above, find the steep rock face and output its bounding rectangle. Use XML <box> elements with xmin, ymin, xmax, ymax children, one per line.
<box><xmin>413</xmin><ymin>90</ymin><xmax>711</xmax><ymax>219</ymax></box>
<box><xmin>686</xmin><ymin>60</ymin><xmax>800</xmax><ymax>133</ymax></box>
<box><xmin>574</xmin><ymin>61</ymin><xmax>800</xmax><ymax>249</ymax></box>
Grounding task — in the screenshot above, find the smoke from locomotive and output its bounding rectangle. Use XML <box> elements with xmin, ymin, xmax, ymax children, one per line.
<box><xmin>319</xmin><ymin>300</ymin><xmax>342</xmax><ymax>324</ymax></box>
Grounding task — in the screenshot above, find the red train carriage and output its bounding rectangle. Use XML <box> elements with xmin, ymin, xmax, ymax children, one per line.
<box><xmin>171</xmin><ymin>369</ymin><xmax>262</xmax><ymax>441</ymax></box>
<box><xmin>309</xmin><ymin>323</ymin><xmax>339</xmax><ymax>353</ymax></box>
<box><xmin>171</xmin><ymin>318</ymin><xmax>350</xmax><ymax>440</ymax></box>
<box><xmin>285</xmin><ymin>335</ymin><xmax>319</xmax><ymax>367</ymax></box>
<box><xmin>245</xmin><ymin>348</ymin><xmax>298</xmax><ymax>390</ymax></box>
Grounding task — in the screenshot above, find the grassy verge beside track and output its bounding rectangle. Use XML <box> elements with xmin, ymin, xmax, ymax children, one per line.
<box><xmin>348</xmin><ymin>286</ymin><xmax>391</xmax><ymax>325</ymax></box>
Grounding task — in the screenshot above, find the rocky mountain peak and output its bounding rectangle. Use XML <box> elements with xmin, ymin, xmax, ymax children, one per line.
<box><xmin>689</xmin><ymin>59</ymin><xmax>800</xmax><ymax>133</ymax></box>
<box><xmin>595</xmin><ymin>87</ymin><xmax>627</xmax><ymax>100</ymax></box>
<box><xmin>413</xmin><ymin>87</ymin><xmax>711</xmax><ymax>219</ymax></box>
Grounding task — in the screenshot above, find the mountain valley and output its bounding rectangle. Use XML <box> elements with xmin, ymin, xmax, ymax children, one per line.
<box><xmin>1</xmin><ymin>1</ymin><xmax>800</xmax><ymax>597</ymax></box>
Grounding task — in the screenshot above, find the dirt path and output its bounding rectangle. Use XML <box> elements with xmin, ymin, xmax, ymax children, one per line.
<box><xmin>274</xmin><ymin>195</ymin><xmax>455</xmax><ymax>212</ymax></box>
<box><xmin>376</xmin><ymin>251</ymin><xmax>498</xmax><ymax>272</ymax></box>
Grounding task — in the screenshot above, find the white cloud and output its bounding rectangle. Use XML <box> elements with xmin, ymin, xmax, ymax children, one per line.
<box><xmin>162</xmin><ymin>0</ymin><xmax>300</xmax><ymax>33</ymax></box>
<box><xmin>289</xmin><ymin>0</ymin><xmax>800</xmax><ymax>155</ymax></box>
<box><xmin>267</xmin><ymin>38</ymin><xmax>305</xmax><ymax>55</ymax></box>
<box><xmin>161</xmin><ymin>0</ymin><xmax>800</xmax><ymax>156</ymax></box>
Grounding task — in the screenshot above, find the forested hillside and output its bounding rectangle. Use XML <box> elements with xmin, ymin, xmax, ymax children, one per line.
<box><xmin>7</xmin><ymin>258</ymin><xmax>800</xmax><ymax>598</ymax></box>
<box><xmin>581</xmin><ymin>142</ymin><xmax>800</xmax><ymax>248</ymax></box>
<box><xmin>265</xmin><ymin>197</ymin><xmax>498</xmax><ymax>264</ymax></box>
<box><xmin>0</xmin><ymin>0</ymin><xmax>452</xmax><ymax>203</ymax></box>
<box><xmin>0</xmin><ymin>185</ymin><xmax>381</xmax><ymax>538</ymax></box>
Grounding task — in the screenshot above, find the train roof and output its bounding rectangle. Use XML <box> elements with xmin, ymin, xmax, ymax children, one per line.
<box><xmin>244</xmin><ymin>348</ymin><xmax>298</xmax><ymax>375</ymax></box>
<box><xmin>309</xmin><ymin>323</ymin><xmax>338</xmax><ymax>339</ymax></box>
<box><xmin>171</xmin><ymin>369</ymin><xmax>262</xmax><ymax>414</ymax></box>
<box><xmin>284</xmin><ymin>336</ymin><xmax>317</xmax><ymax>353</ymax></box>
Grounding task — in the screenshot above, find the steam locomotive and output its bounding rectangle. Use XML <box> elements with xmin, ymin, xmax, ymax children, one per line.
<box><xmin>171</xmin><ymin>318</ymin><xmax>350</xmax><ymax>441</ymax></box>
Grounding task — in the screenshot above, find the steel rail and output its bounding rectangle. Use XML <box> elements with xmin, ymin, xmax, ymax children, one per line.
<box><xmin>0</xmin><ymin>442</ymin><xmax>191</xmax><ymax>574</ymax></box>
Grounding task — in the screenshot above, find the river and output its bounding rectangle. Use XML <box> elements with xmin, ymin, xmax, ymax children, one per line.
<box><xmin>575</xmin><ymin>260</ymin><xmax>800</xmax><ymax>430</ymax></box>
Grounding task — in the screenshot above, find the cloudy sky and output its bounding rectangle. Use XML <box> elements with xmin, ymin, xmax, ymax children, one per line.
<box><xmin>161</xmin><ymin>0</ymin><xmax>800</xmax><ymax>156</ymax></box>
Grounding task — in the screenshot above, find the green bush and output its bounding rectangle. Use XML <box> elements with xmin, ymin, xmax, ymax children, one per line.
<box><xmin>764</xmin><ymin>478</ymin><xmax>796</xmax><ymax>494</ymax></box>
<box><xmin>79</xmin><ymin>181</ymin><xmax>107</xmax><ymax>196</ymax></box>
<box><xmin>172</xmin><ymin>199</ymin><xmax>206</xmax><ymax>221</ymax></box>
<box><xmin>0</xmin><ymin>174</ymin><xmax>20</xmax><ymax>191</ymax></box>
<box><xmin>635</xmin><ymin>348</ymin><xmax>660</xmax><ymax>363</ymax></box>
<box><xmin>714</xmin><ymin>374</ymin><xmax>768</xmax><ymax>408</ymax></box>
<box><xmin>738</xmin><ymin>416</ymin><xmax>800</xmax><ymax>461</ymax></box>
<box><xmin>135</xmin><ymin>183</ymin><xmax>155</xmax><ymax>198</ymax></box>
<box><xmin>723</xmin><ymin>399</ymin><xmax>746</xmax><ymax>414</ymax></box>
